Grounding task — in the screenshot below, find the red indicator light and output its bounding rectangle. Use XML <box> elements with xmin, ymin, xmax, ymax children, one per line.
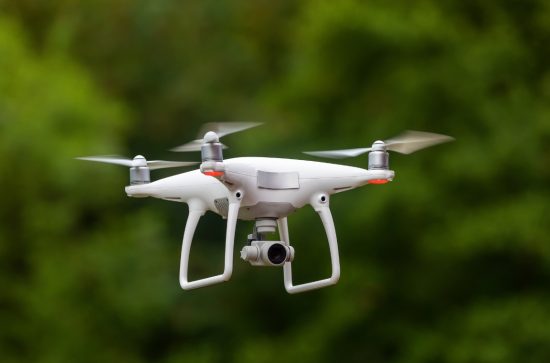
<box><xmin>368</xmin><ymin>179</ymin><xmax>389</xmax><ymax>185</ymax></box>
<box><xmin>203</xmin><ymin>171</ymin><xmax>224</xmax><ymax>177</ymax></box>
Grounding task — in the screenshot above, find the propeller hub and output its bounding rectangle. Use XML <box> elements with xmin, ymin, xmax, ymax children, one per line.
<box><xmin>132</xmin><ymin>155</ymin><xmax>147</xmax><ymax>167</ymax></box>
<box><xmin>371</xmin><ymin>140</ymin><xmax>386</xmax><ymax>151</ymax></box>
<box><xmin>203</xmin><ymin>131</ymin><xmax>220</xmax><ymax>143</ymax></box>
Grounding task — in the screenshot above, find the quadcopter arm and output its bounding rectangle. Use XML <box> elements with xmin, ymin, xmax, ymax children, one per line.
<box><xmin>279</xmin><ymin>194</ymin><xmax>341</xmax><ymax>294</ymax></box>
<box><xmin>179</xmin><ymin>192</ymin><xmax>242</xmax><ymax>290</ymax></box>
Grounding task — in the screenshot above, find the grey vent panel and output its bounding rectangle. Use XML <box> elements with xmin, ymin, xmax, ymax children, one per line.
<box><xmin>214</xmin><ymin>197</ymin><xmax>229</xmax><ymax>217</ymax></box>
<box><xmin>257</xmin><ymin>170</ymin><xmax>299</xmax><ymax>190</ymax></box>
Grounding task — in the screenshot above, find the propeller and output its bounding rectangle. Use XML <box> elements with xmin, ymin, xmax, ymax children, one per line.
<box><xmin>76</xmin><ymin>155</ymin><xmax>198</xmax><ymax>170</ymax></box>
<box><xmin>304</xmin><ymin>130</ymin><xmax>454</xmax><ymax>159</ymax></box>
<box><xmin>171</xmin><ymin>122</ymin><xmax>262</xmax><ymax>152</ymax></box>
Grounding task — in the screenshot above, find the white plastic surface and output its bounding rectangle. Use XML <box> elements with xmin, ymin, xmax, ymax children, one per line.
<box><xmin>278</xmin><ymin>193</ymin><xmax>340</xmax><ymax>294</ymax></box>
<box><xmin>125</xmin><ymin>169</ymin><xmax>229</xmax><ymax>209</ymax></box>
<box><xmin>221</xmin><ymin>157</ymin><xmax>394</xmax><ymax>219</ymax></box>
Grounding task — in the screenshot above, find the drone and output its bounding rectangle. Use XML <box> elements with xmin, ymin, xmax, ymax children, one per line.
<box><xmin>78</xmin><ymin>123</ymin><xmax>453</xmax><ymax>294</ymax></box>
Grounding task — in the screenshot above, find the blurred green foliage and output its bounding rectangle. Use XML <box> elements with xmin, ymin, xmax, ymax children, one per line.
<box><xmin>1</xmin><ymin>0</ymin><xmax>550</xmax><ymax>362</ymax></box>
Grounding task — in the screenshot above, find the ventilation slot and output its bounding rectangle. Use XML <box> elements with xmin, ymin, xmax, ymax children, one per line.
<box><xmin>214</xmin><ymin>198</ymin><xmax>229</xmax><ymax>217</ymax></box>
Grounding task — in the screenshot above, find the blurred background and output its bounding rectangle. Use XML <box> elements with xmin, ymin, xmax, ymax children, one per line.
<box><xmin>1</xmin><ymin>0</ymin><xmax>550</xmax><ymax>362</ymax></box>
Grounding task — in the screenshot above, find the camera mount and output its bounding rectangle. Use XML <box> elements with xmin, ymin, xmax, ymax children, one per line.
<box><xmin>240</xmin><ymin>219</ymin><xmax>295</xmax><ymax>266</ymax></box>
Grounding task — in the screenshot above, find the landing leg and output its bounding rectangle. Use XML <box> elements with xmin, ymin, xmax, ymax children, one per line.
<box><xmin>179</xmin><ymin>192</ymin><xmax>242</xmax><ymax>290</ymax></box>
<box><xmin>279</xmin><ymin>194</ymin><xmax>340</xmax><ymax>293</ymax></box>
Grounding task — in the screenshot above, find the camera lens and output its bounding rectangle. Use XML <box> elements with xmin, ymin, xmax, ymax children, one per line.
<box><xmin>267</xmin><ymin>243</ymin><xmax>287</xmax><ymax>265</ymax></box>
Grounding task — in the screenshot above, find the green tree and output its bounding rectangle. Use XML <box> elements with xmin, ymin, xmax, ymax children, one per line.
<box><xmin>0</xmin><ymin>18</ymin><xmax>179</xmax><ymax>363</ymax></box>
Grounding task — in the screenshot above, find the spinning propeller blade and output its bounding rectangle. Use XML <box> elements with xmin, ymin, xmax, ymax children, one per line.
<box><xmin>146</xmin><ymin>160</ymin><xmax>199</xmax><ymax>170</ymax></box>
<box><xmin>171</xmin><ymin>122</ymin><xmax>262</xmax><ymax>152</ymax></box>
<box><xmin>304</xmin><ymin>130</ymin><xmax>454</xmax><ymax>159</ymax></box>
<box><xmin>304</xmin><ymin>147</ymin><xmax>371</xmax><ymax>159</ymax></box>
<box><xmin>76</xmin><ymin>156</ymin><xmax>136</xmax><ymax>167</ymax></box>
<box><xmin>304</xmin><ymin>147</ymin><xmax>373</xmax><ymax>159</ymax></box>
<box><xmin>384</xmin><ymin>130</ymin><xmax>455</xmax><ymax>154</ymax></box>
<box><xmin>76</xmin><ymin>155</ymin><xmax>198</xmax><ymax>169</ymax></box>
<box><xmin>198</xmin><ymin>122</ymin><xmax>262</xmax><ymax>138</ymax></box>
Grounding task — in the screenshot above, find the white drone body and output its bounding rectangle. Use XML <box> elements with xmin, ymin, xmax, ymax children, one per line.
<box><xmin>79</xmin><ymin>123</ymin><xmax>452</xmax><ymax>294</ymax></box>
